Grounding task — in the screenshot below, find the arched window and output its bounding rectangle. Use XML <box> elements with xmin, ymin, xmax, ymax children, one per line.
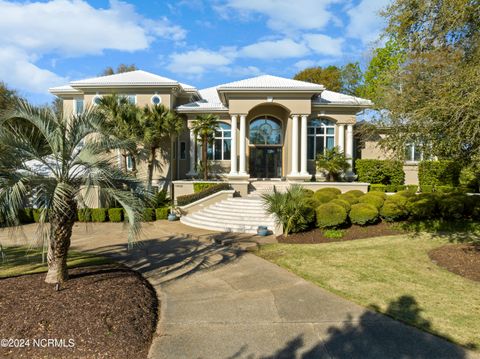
<box><xmin>249</xmin><ymin>117</ymin><xmax>282</xmax><ymax>145</ymax></box>
<box><xmin>308</xmin><ymin>118</ymin><xmax>335</xmax><ymax>160</ymax></box>
<box><xmin>207</xmin><ymin>122</ymin><xmax>231</xmax><ymax>160</ymax></box>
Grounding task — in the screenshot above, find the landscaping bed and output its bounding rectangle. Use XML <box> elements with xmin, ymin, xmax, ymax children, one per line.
<box><xmin>0</xmin><ymin>264</ymin><xmax>157</xmax><ymax>359</ymax></box>
<box><xmin>277</xmin><ymin>222</ymin><xmax>404</xmax><ymax>244</ymax></box>
<box><xmin>429</xmin><ymin>244</ymin><xmax>480</xmax><ymax>282</ymax></box>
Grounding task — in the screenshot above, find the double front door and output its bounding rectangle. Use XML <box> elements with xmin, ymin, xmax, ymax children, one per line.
<box><xmin>249</xmin><ymin>147</ymin><xmax>282</xmax><ymax>178</ymax></box>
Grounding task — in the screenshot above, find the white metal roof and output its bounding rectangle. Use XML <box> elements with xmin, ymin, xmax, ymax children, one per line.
<box><xmin>217</xmin><ymin>75</ymin><xmax>325</xmax><ymax>91</ymax></box>
<box><xmin>313</xmin><ymin>90</ymin><xmax>373</xmax><ymax>106</ymax></box>
<box><xmin>176</xmin><ymin>87</ymin><xmax>228</xmax><ymax>112</ymax></box>
<box><xmin>48</xmin><ymin>84</ymin><xmax>82</xmax><ymax>95</ymax></box>
<box><xmin>70</xmin><ymin>70</ymin><xmax>179</xmax><ymax>87</ymax></box>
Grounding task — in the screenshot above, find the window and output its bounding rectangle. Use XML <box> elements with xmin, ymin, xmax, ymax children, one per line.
<box><xmin>180</xmin><ymin>142</ymin><xmax>186</xmax><ymax>160</ymax></box>
<box><xmin>206</xmin><ymin>122</ymin><xmax>231</xmax><ymax>160</ymax></box>
<box><xmin>92</xmin><ymin>95</ymin><xmax>102</xmax><ymax>106</ymax></box>
<box><xmin>151</xmin><ymin>95</ymin><xmax>162</xmax><ymax>105</ymax></box>
<box><xmin>118</xmin><ymin>95</ymin><xmax>136</xmax><ymax>105</ymax></box>
<box><xmin>249</xmin><ymin>117</ymin><xmax>282</xmax><ymax>145</ymax></box>
<box><xmin>126</xmin><ymin>155</ymin><xmax>133</xmax><ymax>171</ymax></box>
<box><xmin>307</xmin><ymin>118</ymin><xmax>335</xmax><ymax>160</ymax></box>
<box><xmin>405</xmin><ymin>143</ymin><xmax>423</xmax><ymax>162</ymax></box>
<box><xmin>74</xmin><ymin>99</ymin><xmax>84</xmax><ymax>114</ymax></box>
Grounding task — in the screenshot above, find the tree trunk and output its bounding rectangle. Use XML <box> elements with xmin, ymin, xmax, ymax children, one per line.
<box><xmin>202</xmin><ymin>138</ymin><xmax>208</xmax><ymax>180</ymax></box>
<box><xmin>122</xmin><ymin>151</ymin><xmax>128</xmax><ymax>173</ymax></box>
<box><xmin>147</xmin><ymin>147</ymin><xmax>156</xmax><ymax>190</ymax></box>
<box><xmin>170</xmin><ymin>136</ymin><xmax>176</xmax><ymax>211</ymax></box>
<box><xmin>45</xmin><ymin>197</ymin><xmax>77</xmax><ymax>284</ymax></box>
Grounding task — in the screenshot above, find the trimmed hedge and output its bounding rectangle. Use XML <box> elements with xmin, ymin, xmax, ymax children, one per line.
<box><xmin>438</xmin><ymin>195</ymin><xmax>464</xmax><ymax>219</ymax></box>
<box><xmin>177</xmin><ymin>183</ymin><xmax>231</xmax><ymax>206</ymax></box>
<box><xmin>193</xmin><ymin>182</ymin><xmax>219</xmax><ymax>193</ymax></box>
<box><xmin>78</xmin><ymin>208</ymin><xmax>92</xmax><ymax>222</ymax></box>
<box><xmin>350</xmin><ymin>203</ymin><xmax>379</xmax><ymax>225</ymax></box>
<box><xmin>420</xmin><ymin>185</ymin><xmax>434</xmax><ymax>193</ymax></box>
<box><xmin>143</xmin><ymin>208</ymin><xmax>155</xmax><ymax>222</ymax></box>
<box><xmin>380</xmin><ymin>195</ymin><xmax>408</xmax><ymax>222</ymax></box>
<box><xmin>345</xmin><ymin>190</ymin><xmax>365</xmax><ymax>198</ymax></box>
<box><xmin>316</xmin><ymin>203</ymin><xmax>347</xmax><ymax>228</ymax></box>
<box><xmin>369</xmin><ymin>184</ymin><xmax>386</xmax><ymax>192</ymax></box>
<box><xmin>301</xmin><ymin>188</ymin><xmax>315</xmax><ymax>197</ymax></box>
<box><xmin>330</xmin><ymin>198</ymin><xmax>351</xmax><ymax>212</ymax></box>
<box><xmin>19</xmin><ymin>208</ymin><xmax>34</xmax><ymax>224</ymax></box>
<box><xmin>355</xmin><ymin>159</ymin><xmax>405</xmax><ymax>185</ymax></box>
<box><xmin>156</xmin><ymin>207</ymin><xmax>170</xmax><ymax>220</ymax></box>
<box><xmin>91</xmin><ymin>208</ymin><xmax>107</xmax><ymax>222</ymax></box>
<box><xmin>406</xmin><ymin>194</ymin><xmax>437</xmax><ymax>220</ymax></box>
<box><xmin>418</xmin><ymin>160</ymin><xmax>461</xmax><ymax>187</ymax></box>
<box><xmin>313</xmin><ymin>190</ymin><xmax>337</xmax><ymax>204</ymax></box>
<box><xmin>108</xmin><ymin>208</ymin><xmax>123</xmax><ymax>222</ymax></box>
<box><xmin>317</xmin><ymin>187</ymin><xmax>342</xmax><ymax>196</ymax></box>
<box><xmin>337</xmin><ymin>193</ymin><xmax>359</xmax><ymax>205</ymax></box>
<box><xmin>358</xmin><ymin>194</ymin><xmax>385</xmax><ymax>209</ymax></box>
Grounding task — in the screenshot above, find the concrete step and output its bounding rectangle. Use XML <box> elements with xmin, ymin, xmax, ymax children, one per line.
<box><xmin>189</xmin><ymin>213</ymin><xmax>275</xmax><ymax>226</ymax></box>
<box><xmin>198</xmin><ymin>209</ymin><xmax>274</xmax><ymax>221</ymax></box>
<box><xmin>180</xmin><ymin>216</ymin><xmax>271</xmax><ymax>234</ymax></box>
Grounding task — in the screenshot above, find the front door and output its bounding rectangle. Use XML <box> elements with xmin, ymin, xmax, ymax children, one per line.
<box><xmin>249</xmin><ymin>147</ymin><xmax>282</xmax><ymax>178</ymax></box>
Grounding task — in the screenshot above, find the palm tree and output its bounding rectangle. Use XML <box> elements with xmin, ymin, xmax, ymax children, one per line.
<box><xmin>0</xmin><ymin>99</ymin><xmax>147</xmax><ymax>284</ymax></box>
<box><xmin>191</xmin><ymin>114</ymin><xmax>218</xmax><ymax>180</ymax></box>
<box><xmin>316</xmin><ymin>146</ymin><xmax>350</xmax><ymax>181</ymax></box>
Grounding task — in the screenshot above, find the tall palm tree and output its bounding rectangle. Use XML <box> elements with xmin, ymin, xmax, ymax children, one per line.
<box><xmin>0</xmin><ymin>99</ymin><xmax>147</xmax><ymax>284</ymax></box>
<box><xmin>191</xmin><ymin>114</ymin><xmax>218</xmax><ymax>180</ymax></box>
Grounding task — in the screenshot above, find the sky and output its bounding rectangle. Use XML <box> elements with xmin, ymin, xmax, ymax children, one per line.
<box><xmin>0</xmin><ymin>0</ymin><xmax>391</xmax><ymax>104</ymax></box>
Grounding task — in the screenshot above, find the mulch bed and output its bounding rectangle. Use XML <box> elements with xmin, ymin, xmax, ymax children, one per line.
<box><xmin>277</xmin><ymin>222</ymin><xmax>405</xmax><ymax>244</ymax></box>
<box><xmin>0</xmin><ymin>264</ymin><xmax>158</xmax><ymax>359</ymax></box>
<box><xmin>429</xmin><ymin>244</ymin><xmax>480</xmax><ymax>282</ymax></box>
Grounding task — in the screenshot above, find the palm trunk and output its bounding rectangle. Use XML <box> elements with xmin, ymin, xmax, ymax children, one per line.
<box><xmin>122</xmin><ymin>151</ymin><xmax>128</xmax><ymax>173</ymax></box>
<box><xmin>45</xmin><ymin>197</ymin><xmax>77</xmax><ymax>284</ymax></box>
<box><xmin>147</xmin><ymin>147</ymin><xmax>156</xmax><ymax>190</ymax></box>
<box><xmin>202</xmin><ymin>137</ymin><xmax>208</xmax><ymax>180</ymax></box>
<box><xmin>131</xmin><ymin>154</ymin><xmax>137</xmax><ymax>177</ymax></box>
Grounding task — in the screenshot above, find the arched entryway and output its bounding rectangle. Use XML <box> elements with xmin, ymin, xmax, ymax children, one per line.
<box><xmin>249</xmin><ymin>116</ymin><xmax>283</xmax><ymax>178</ymax></box>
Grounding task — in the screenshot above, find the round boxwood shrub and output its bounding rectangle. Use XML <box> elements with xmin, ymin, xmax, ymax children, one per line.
<box><xmin>367</xmin><ymin>191</ymin><xmax>387</xmax><ymax>200</ymax></box>
<box><xmin>337</xmin><ymin>193</ymin><xmax>359</xmax><ymax>205</ymax></box>
<box><xmin>397</xmin><ymin>189</ymin><xmax>416</xmax><ymax>198</ymax></box>
<box><xmin>345</xmin><ymin>190</ymin><xmax>365</xmax><ymax>197</ymax></box>
<box><xmin>316</xmin><ymin>187</ymin><xmax>342</xmax><ymax>196</ymax></box>
<box><xmin>313</xmin><ymin>190</ymin><xmax>337</xmax><ymax>204</ymax></box>
<box><xmin>406</xmin><ymin>194</ymin><xmax>437</xmax><ymax>220</ymax></box>
<box><xmin>301</xmin><ymin>188</ymin><xmax>315</xmax><ymax>197</ymax></box>
<box><xmin>358</xmin><ymin>194</ymin><xmax>384</xmax><ymax>209</ymax></box>
<box><xmin>380</xmin><ymin>200</ymin><xmax>407</xmax><ymax>222</ymax></box>
<box><xmin>349</xmin><ymin>203</ymin><xmax>379</xmax><ymax>225</ymax></box>
<box><xmin>438</xmin><ymin>195</ymin><xmax>464</xmax><ymax>219</ymax></box>
<box><xmin>330</xmin><ymin>198</ymin><xmax>351</xmax><ymax>212</ymax></box>
<box><xmin>316</xmin><ymin>203</ymin><xmax>347</xmax><ymax>228</ymax></box>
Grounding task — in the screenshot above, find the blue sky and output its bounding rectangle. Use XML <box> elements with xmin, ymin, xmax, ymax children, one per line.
<box><xmin>0</xmin><ymin>0</ymin><xmax>390</xmax><ymax>104</ymax></box>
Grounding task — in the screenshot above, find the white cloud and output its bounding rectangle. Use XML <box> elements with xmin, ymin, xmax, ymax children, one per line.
<box><xmin>216</xmin><ymin>0</ymin><xmax>341</xmax><ymax>33</ymax></box>
<box><xmin>240</xmin><ymin>38</ymin><xmax>309</xmax><ymax>59</ymax></box>
<box><xmin>303</xmin><ymin>34</ymin><xmax>344</xmax><ymax>57</ymax></box>
<box><xmin>346</xmin><ymin>0</ymin><xmax>390</xmax><ymax>44</ymax></box>
<box><xmin>0</xmin><ymin>0</ymin><xmax>186</xmax><ymax>94</ymax></box>
<box><xmin>293</xmin><ymin>59</ymin><xmax>316</xmax><ymax>70</ymax></box>
<box><xmin>167</xmin><ymin>49</ymin><xmax>233</xmax><ymax>75</ymax></box>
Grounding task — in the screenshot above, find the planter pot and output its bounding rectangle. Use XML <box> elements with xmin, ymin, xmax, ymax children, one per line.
<box><xmin>167</xmin><ymin>213</ymin><xmax>178</xmax><ymax>221</ymax></box>
<box><xmin>257</xmin><ymin>225</ymin><xmax>269</xmax><ymax>236</ymax></box>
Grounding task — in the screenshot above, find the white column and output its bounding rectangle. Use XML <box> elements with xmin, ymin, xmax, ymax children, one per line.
<box><xmin>346</xmin><ymin>124</ymin><xmax>354</xmax><ymax>167</ymax></box>
<box><xmin>186</xmin><ymin>126</ymin><xmax>197</xmax><ymax>176</ymax></box>
<box><xmin>229</xmin><ymin>114</ymin><xmax>238</xmax><ymax>175</ymax></box>
<box><xmin>239</xmin><ymin>114</ymin><xmax>247</xmax><ymax>175</ymax></box>
<box><xmin>338</xmin><ymin>124</ymin><xmax>345</xmax><ymax>154</ymax></box>
<box><xmin>300</xmin><ymin>115</ymin><xmax>308</xmax><ymax>175</ymax></box>
<box><xmin>290</xmin><ymin>115</ymin><xmax>299</xmax><ymax>176</ymax></box>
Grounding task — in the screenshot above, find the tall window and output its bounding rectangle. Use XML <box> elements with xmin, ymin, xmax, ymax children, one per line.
<box><xmin>119</xmin><ymin>95</ymin><xmax>136</xmax><ymax>104</ymax></box>
<box><xmin>207</xmin><ymin>122</ymin><xmax>231</xmax><ymax>160</ymax></box>
<box><xmin>249</xmin><ymin>117</ymin><xmax>282</xmax><ymax>145</ymax></box>
<box><xmin>307</xmin><ymin>119</ymin><xmax>335</xmax><ymax>160</ymax></box>
<box><xmin>405</xmin><ymin>143</ymin><xmax>423</xmax><ymax>162</ymax></box>
<box><xmin>74</xmin><ymin>99</ymin><xmax>84</xmax><ymax>114</ymax></box>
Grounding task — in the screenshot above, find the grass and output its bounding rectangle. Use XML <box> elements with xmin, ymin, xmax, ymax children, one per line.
<box><xmin>256</xmin><ymin>234</ymin><xmax>480</xmax><ymax>351</ymax></box>
<box><xmin>0</xmin><ymin>246</ymin><xmax>113</xmax><ymax>278</ymax></box>
<box><xmin>322</xmin><ymin>229</ymin><xmax>345</xmax><ymax>239</ymax></box>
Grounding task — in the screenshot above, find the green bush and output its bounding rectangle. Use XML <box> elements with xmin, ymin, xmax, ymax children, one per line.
<box><xmin>330</xmin><ymin>198</ymin><xmax>351</xmax><ymax>212</ymax></box>
<box><xmin>406</xmin><ymin>185</ymin><xmax>418</xmax><ymax>192</ymax></box>
<box><xmin>108</xmin><ymin>208</ymin><xmax>123</xmax><ymax>222</ymax></box>
<box><xmin>151</xmin><ymin>190</ymin><xmax>169</xmax><ymax>208</ymax></box>
<box><xmin>438</xmin><ymin>195</ymin><xmax>464</xmax><ymax>219</ymax></box>
<box><xmin>313</xmin><ymin>190</ymin><xmax>337</xmax><ymax>204</ymax></box>
<box><xmin>316</xmin><ymin>203</ymin><xmax>348</xmax><ymax>228</ymax></box>
<box><xmin>143</xmin><ymin>208</ymin><xmax>155</xmax><ymax>222</ymax></box>
<box><xmin>316</xmin><ymin>187</ymin><xmax>342</xmax><ymax>196</ymax></box>
<box><xmin>193</xmin><ymin>182</ymin><xmax>219</xmax><ymax>193</ymax></box>
<box><xmin>155</xmin><ymin>207</ymin><xmax>170</xmax><ymax>220</ymax></box>
<box><xmin>349</xmin><ymin>203</ymin><xmax>379</xmax><ymax>225</ymax></box>
<box><xmin>406</xmin><ymin>194</ymin><xmax>437</xmax><ymax>220</ymax></box>
<box><xmin>459</xmin><ymin>165</ymin><xmax>480</xmax><ymax>192</ymax></box>
<box><xmin>337</xmin><ymin>193</ymin><xmax>359</xmax><ymax>204</ymax></box>
<box><xmin>385</xmin><ymin>184</ymin><xmax>397</xmax><ymax>192</ymax></box>
<box><xmin>396</xmin><ymin>185</ymin><xmax>406</xmax><ymax>191</ymax></box>
<box><xmin>380</xmin><ymin>197</ymin><xmax>408</xmax><ymax>222</ymax></box>
<box><xmin>91</xmin><ymin>208</ymin><xmax>108</xmax><ymax>222</ymax></box>
<box><xmin>420</xmin><ymin>185</ymin><xmax>434</xmax><ymax>193</ymax></box>
<box><xmin>301</xmin><ymin>188</ymin><xmax>315</xmax><ymax>197</ymax></box>
<box><xmin>397</xmin><ymin>189</ymin><xmax>416</xmax><ymax>198</ymax></box>
<box><xmin>78</xmin><ymin>208</ymin><xmax>92</xmax><ymax>222</ymax></box>
<box><xmin>436</xmin><ymin>185</ymin><xmax>454</xmax><ymax>193</ymax></box>
<box><xmin>19</xmin><ymin>208</ymin><xmax>35</xmax><ymax>224</ymax></box>
<box><xmin>418</xmin><ymin>160</ymin><xmax>461</xmax><ymax>187</ymax></box>
<box><xmin>345</xmin><ymin>190</ymin><xmax>365</xmax><ymax>197</ymax></box>
<box><xmin>367</xmin><ymin>191</ymin><xmax>387</xmax><ymax>200</ymax></box>
<box><xmin>369</xmin><ymin>184</ymin><xmax>386</xmax><ymax>192</ymax></box>
<box><xmin>355</xmin><ymin>159</ymin><xmax>405</xmax><ymax>185</ymax></box>
<box><xmin>358</xmin><ymin>194</ymin><xmax>385</xmax><ymax>209</ymax></box>
<box><xmin>177</xmin><ymin>183</ymin><xmax>231</xmax><ymax>206</ymax></box>
<box><xmin>33</xmin><ymin>209</ymin><xmax>42</xmax><ymax>223</ymax></box>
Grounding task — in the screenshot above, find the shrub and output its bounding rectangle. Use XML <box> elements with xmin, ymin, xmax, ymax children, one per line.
<box><xmin>369</xmin><ymin>184</ymin><xmax>386</xmax><ymax>192</ymax></box>
<box><xmin>108</xmin><ymin>208</ymin><xmax>123</xmax><ymax>222</ymax></box>
<box><xmin>337</xmin><ymin>193</ymin><xmax>359</xmax><ymax>204</ymax></box>
<box><xmin>358</xmin><ymin>194</ymin><xmax>384</xmax><ymax>209</ymax></box>
<box><xmin>91</xmin><ymin>208</ymin><xmax>107</xmax><ymax>222</ymax></box>
<box><xmin>313</xmin><ymin>190</ymin><xmax>337</xmax><ymax>204</ymax></box>
<box><xmin>151</xmin><ymin>190</ymin><xmax>169</xmax><ymax>208</ymax></box>
<box><xmin>380</xmin><ymin>197</ymin><xmax>408</xmax><ymax>222</ymax></box>
<box><xmin>355</xmin><ymin>159</ymin><xmax>405</xmax><ymax>185</ymax></box>
<box><xmin>350</xmin><ymin>203</ymin><xmax>379</xmax><ymax>225</ymax></box>
<box><xmin>315</xmin><ymin>147</ymin><xmax>350</xmax><ymax>181</ymax></box>
<box><xmin>418</xmin><ymin>160</ymin><xmax>461</xmax><ymax>187</ymax></box>
<box><xmin>193</xmin><ymin>182</ymin><xmax>219</xmax><ymax>193</ymax></box>
<box><xmin>330</xmin><ymin>199</ymin><xmax>351</xmax><ymax>212</ymax></box>
<box><xmin>19</xmin><ymin>208</ymin><xmax>35</xmax><ymax>224</ymax></box>
<box><xmin>367</xmin><ymin>191</ymin><xmax>387</xmax><ymax>200</ymax></box>
<box><xmin>316</xmin><ymin>203</ymin><xmax>347</xmax><ymax>228</ymax></box>
<box><xmin>438</xmin><ymin>195</ymin><xmax>464</xmax><ymax>219</ymax></box>
<box><xmin>436</xmin><ymin>185</ymin><xmax>454</xmax><ymax>193</ymax></box>
<box><xmin>301</xmin><ymin>188</ymin><xmax>315</xmax><ymax>197</ymax></box>
<box><xmin>396</xmin><ymin>185</ymin><xmax>406</xmax><ymax>191</ymax></box>
<box><xmin>345</xmin><ymin>189</ymin><xmax>365</xmax><ymax>197</ymax></box>
<box><xmin>155</xmin><ymin>207</ymin><xmax>170</xmax><ymax>220</ymax></box>
<box><xmin>177</xmin><ymin>183</ymin><xmax>230</xmax><ymax>206</ymax></box>
<box><xmin>316</xmin><ymin>187</ymin><xmax>342</xmax><ymax>196</ymax></box>
<box><xmin>406</xmin><ymin>194</ymin><xmax>437</xmax><ymax>220</ymax></box>
<box><xmin>143</xmin><ymin>208</ymin><xmax>155</xmax><ymax>222</ymax></box>
<box><xmin>385</xmin><ymin>184</ymin><xmax>397</xmax><ymax>192</ymax></box>
<box><xmin>420</xmin><ymin>185</ymin><xmax>434</xmax><ymax>193</ymax></box>
<box><xmin>397</xmin><ymin>189</ymin><xmax>416</xmax><ymax>198</ymax></box>
<box><xmin>406</xmin><ymin>185</ymin><xmax>418</xmax><ymax>193</ymax></box>
<box><xmin>322</xmin><ymin>229</ymin><xmax>346</xmax><ymax>239</ymax></box>
<box><xmin>78</xmin><ymin>208</ymin><xmax>92</xmax><ymax>222</ymax></box>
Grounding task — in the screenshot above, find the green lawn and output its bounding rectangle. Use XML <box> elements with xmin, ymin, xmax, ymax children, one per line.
<box><xmin>0</xmin><ymin>246</ymin><xmax>113</xmax><ymax>278</ymax></box>
<box><xmin>256</xmin><ymin>234</ymin><xmax>480</xmax><ymax>351</ymax></box>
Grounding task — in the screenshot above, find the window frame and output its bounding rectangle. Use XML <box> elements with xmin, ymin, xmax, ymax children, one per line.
<box><xmin>307</xmin><ymin>118</ymin><xmax>336</xmax><ymax>160</ymax></box>
<box><xmin>151</xmin><ymin>94</ymin><xmax>162</xmax><ymax>105</ymax></box>
<box><xmin>206</xmin><ymin>122</ymin><xmax>232</xmax><ymax>161</ymax></box>
<box><xmin>73</xmin><ymin>98</ymin><xmax>84</xmax><ymax>115</ymax></box>
<box><xmin>180</xmin><ymin>141</ymin><xmax>187</xmax><ymax>160</ymax></box>
<box><xmin>404</xmin><ymin>143</ymin><xmax>424</xmax><ymax>163</ymax></box>
<box><xmin>248</xmin><ymin>116</ymin><xmax>283</xmax><ymax>146</ymax></box>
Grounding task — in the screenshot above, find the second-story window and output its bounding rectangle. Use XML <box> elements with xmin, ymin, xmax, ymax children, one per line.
<box><xmin>405</xmin><ymin>143</ymin><xmax>423</xmax><ymax>163</ymax></box>
<box><xmin>74</xmin><ymin>99</ymin><xmax>84</xmax><ymax>114</ymax></box>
